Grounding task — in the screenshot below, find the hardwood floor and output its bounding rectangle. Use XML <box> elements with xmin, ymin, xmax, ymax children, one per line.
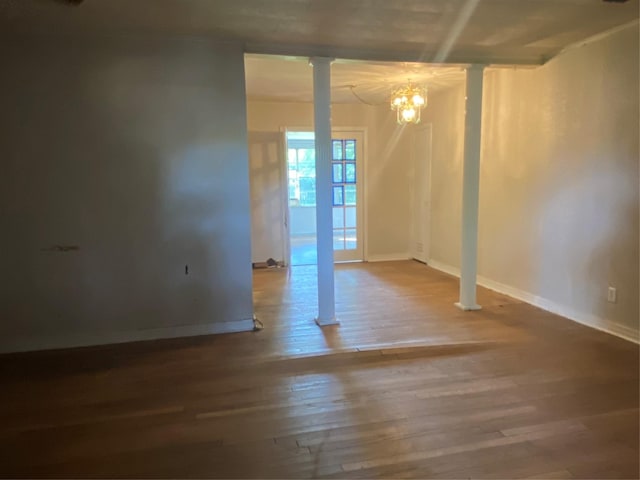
<box><xmin>0</xmin><ymin>261</ymin><xmax>638</xmax><ymax>478</ymax></box>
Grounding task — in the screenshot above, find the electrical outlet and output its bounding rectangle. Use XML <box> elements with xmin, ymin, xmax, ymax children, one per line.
<box><xmin>607</xmin><ymin>286</ymin><xmax>617</xmax><ymax>303</ymax></box>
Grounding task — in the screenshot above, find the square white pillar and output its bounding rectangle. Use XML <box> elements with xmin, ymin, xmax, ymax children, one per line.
<box><xmin>310</xmin><ymin>57</ymin><xmax>338</xmax><ymax>326</ymax></box>
<box><xmin>456</xmin><ymin>65</ymin><xmax>485</xmax><ymax>312</ymax></box>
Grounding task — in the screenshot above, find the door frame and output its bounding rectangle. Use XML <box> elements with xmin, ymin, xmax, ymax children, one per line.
<box><xmin>280</xmin><ymin>126</ymin><xmax>368</xmax><ymax>265</ymax></box>
<box><xmin>278</xmin><ymin>129</ymin><xmax>291</xmax><ymax>266</ymax></box>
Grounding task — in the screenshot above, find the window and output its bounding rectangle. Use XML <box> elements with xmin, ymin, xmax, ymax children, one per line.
<box><xmin>332</xmin><ymin>139</ymin><xmax>358</xmax><ymax>250</ymax></box>
<box><xmin>287</xmin><ymin>135</ymin><xmax>316</xmax><ymax>206</ymax></box>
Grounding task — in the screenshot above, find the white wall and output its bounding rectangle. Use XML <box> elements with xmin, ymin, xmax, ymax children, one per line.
<box><xmin>246</xmin><ymin>100</ymin><xmax>413</xmax><ymax>263</ymax></box>
<box><xmin>248</xmin><ymin>130</ymin><xmax>286</xmax><ymax>262</ymax></box>
<box><xmin>425</xmin><ymin>24</ymin><xmax>639</xmax><ymax>341</ymax></box>
<box><xmin>290</xmin><ymin>207</ymin><xmax>317</xmax><ymax>236</ymax></box>
<box><xmin>423</xmin><ymin>85</ymin><xmax>465</xmax><ymax>268</ymax></box>
<box><xmin>368</xmin><ymin>105</ymin><xmax>414</xmax><ymax>261</ymax></box>
<box><xmin>0</xmin><ymin>35</ymin><xmax>255</xmax><ymax>352</ymax></box>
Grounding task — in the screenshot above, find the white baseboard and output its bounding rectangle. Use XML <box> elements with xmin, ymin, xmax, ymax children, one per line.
<box><xmin>426</xmin><ymin>259</ymin><xmax>639</xmax><ymax>344</ymax></box>
<box><xmin>0</xmin><ymin>318</ymin><xmax>255</xmax><ymax>354</ymax></box>
<box><xmin>427</xmin><ymin>259</ymin><xmax>461</xmax><ymax>278</ymax></box>
<box><xmin>367</xmin><ymin>253</ymin><xmax>411</xmax><ymax>262</ymax></box>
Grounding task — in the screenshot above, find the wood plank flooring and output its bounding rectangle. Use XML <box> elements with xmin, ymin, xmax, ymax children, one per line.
<box><xmin>0</xmin><ymin>261</ymin><xmax>638</xmax><ymax>478</ymax></box>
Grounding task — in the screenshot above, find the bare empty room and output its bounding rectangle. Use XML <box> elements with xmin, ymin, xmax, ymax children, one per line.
<box><xmin>0</xmin><ymin>0</ymin><xmax>638</xmax><ymax>478</ymax></box>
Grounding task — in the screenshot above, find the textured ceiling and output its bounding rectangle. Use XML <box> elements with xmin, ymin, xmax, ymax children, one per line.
<box><xmin>3</xmin><ymin>0</ymin><xmax>637</xmax><ymax>104</ymax></box>
<box><xmin>245</xmin><ymin>55</ymin><xmax>467</xmax><ymax>104</ymax></box>
<box><xmin>1</xmin><ymin>0</ymin><xmax>638</xmax><ymax>65</ymax></box>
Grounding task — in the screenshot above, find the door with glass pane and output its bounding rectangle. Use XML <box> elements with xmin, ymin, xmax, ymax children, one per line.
<box><xmin>331</xmin><ymin>131</ymin><xmax>364</xmax><ymax>262</ymax></box>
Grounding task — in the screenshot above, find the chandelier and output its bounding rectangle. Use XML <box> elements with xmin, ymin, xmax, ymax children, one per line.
<box><xmin>390</xmin><ymin>81</ymin><xmax>427</xmax><ymax>124</ymax></box>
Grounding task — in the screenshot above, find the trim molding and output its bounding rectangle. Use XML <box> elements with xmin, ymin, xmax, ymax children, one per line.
<box><xmin>427</xmin><ymin>259</ymin><xmax>461</xmax><ymax>278</ymax></box>
<box><xmin>427</xmin><ymin>259</ymin><xmax>639</xmax><ymax>345</ymax></box>
<box><xmin>0</xmin><ymin>318</ymin><xmax>255</xmax><ymax>354</ymax></box>
<box><xmin>367</xmin><ymin>253</ymin><xmax>411</xmax><ymax>262</ymax></box>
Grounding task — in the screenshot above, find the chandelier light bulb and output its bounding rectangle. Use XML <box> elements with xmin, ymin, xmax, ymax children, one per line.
<box><xmin>390</xmin><ymin>81</ymin><xmax>427</xmax><ymax>125</ymax></box>
<box><xmin>402</xmin><ymin>108</ymin><xmax>416</xmax><ymax>121</ymax></box>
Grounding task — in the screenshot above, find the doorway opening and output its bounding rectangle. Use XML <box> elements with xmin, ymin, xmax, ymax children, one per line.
<box><xmin>285</xmin><ymin>129</ymin><xmax>365</xmax><ymax>266</ymax></box>
<box><xmin>286</xmin><ymin>131</ymin><xmax>317</xmax><ymax>266</ymax></box>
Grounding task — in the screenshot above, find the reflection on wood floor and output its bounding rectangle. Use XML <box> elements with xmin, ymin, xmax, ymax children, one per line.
<box><xmin>290</xmin><ymin>234</ymin><xmax>317</xmax><ymax>266</ymax></box>
<box><xmin>0</xmin><ymin>261</ymin><xmax>638</xmax><ymax>478</ymax></box>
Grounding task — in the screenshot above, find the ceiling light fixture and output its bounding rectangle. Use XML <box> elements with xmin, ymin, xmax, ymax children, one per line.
<box><xmin>390</xmin><ymin>81</ymin><xmax>427</xmax><ymax>125</ymax></box>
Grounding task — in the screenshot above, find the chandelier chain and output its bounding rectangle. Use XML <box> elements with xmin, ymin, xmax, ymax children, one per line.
<box><xmin>347</xmin><ymin>85</ymin><xmax>387</xmax><ymax>107</ymax></box>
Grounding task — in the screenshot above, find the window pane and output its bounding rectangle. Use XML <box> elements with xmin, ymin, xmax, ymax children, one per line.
<box><xmin>332</xmin><ymin>186</ymin><xmax>344</xmax><ymax>206</ymax></box>
<box><xmin>345</xmin><ymin>140</ymin><xmax>356</xmax><ymax>160</ymax></box>
<box><xmin>333</xmin><ymin>230</ymin><xmax>345</xmax><ymax>250</ymax></box>
<box><xmin>332</xmin><ymin>163</ymin><xmax>343</xmax><ymax>184</ymax></box>
<box><xmin>300</xmin><ymin>177</ymin><xmax>316</xmax><ymax>206</ymax></box>
<box><xmin>333</xmin><ymin>207</ymin><xmax>344</xmax><ymax>228</ymax></box>
<box><xmin>345</xmin><ymin>206</ymin><xmax>356</xmax><ymax>228</ymax></box>
<box><xmin>345</xmin><ymin>229</ymin><xmax>357</xmax><ymax>250</ymax></box>
<box><xmin>345</xmin><ymin>162</ymin><xmax>356</xmax><ymax>183</ymax></box>
<box><xmin>345</xmin><ymin>185</ymin><xmax>356</xmax><ymax>206</ymax></box>
<box><xmin>288</xmin><ymin>185</ymin><xmax>298</xmax><ymax>205</ymax></box>
<box><xmin>332</xmin><ymin>140</ymin><xmax>343</xmax><ymax>160</ymax></box>
<box><xmin>288</xmin><ymin>148</ymin><xmax>297</xmax><ymax>165</ymax></box>
<box><xmin>288</xmin><ymin>170</ymin><xmax>299</xmax><ymax>205</ymax></box>
<box><xmin>297</xmin><ymin>149</ymin><xmax>316</xmax><ymax>177</ymax></box>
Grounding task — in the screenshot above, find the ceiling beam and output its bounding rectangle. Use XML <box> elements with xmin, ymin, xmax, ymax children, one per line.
<box><xmin>244</xmin><ymin>41</ymin><xmax>548</xmax><ymax>67</ymax></box>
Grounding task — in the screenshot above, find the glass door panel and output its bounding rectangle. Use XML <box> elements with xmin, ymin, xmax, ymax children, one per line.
<box><xmin>331</xmin><ymin>131</ymin><xmax>364</xmax><ymax>262</ymax></box>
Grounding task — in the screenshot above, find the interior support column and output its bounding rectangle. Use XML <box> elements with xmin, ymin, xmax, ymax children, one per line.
<box><xmin>310</xmin><ymin>57</ymin><xmax>338</xmax><ymax>326</ymax></box>
<box><xmin>456</xmin><ymin>64</ymin><xmax>485</xmax><ymax>311</ymax></box>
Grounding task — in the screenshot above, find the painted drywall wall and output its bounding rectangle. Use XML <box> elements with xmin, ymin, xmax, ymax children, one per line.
<box><xmin>248</xmin><ymin>130</ymin><xmax>286</xmax><ymax>263</ymax></box>
<box><xmin>0</xmin><ymin>36</ymin><xmax>255</xmax><ymax>352</ymax></box>
<box><xmin>368</xmin><ymin>105</ymin><xmax>414</xmax><ymax>260</ymax></box>
<box><xmin>425</xmin><ymin>24</ymin><xmax>639</xmax><ymax>340</ymax></box>
<box><xmin>246</xmin><ymin>100</ymin><xmax>413</xmax><ymax>262</ymax></box>
<box><xmin>422</xmin><ymin>85</ymin><xmax>466</xmax><ymax>268</ymax></box>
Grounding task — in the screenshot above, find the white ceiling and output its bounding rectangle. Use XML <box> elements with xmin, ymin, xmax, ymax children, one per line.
<box><xmin>245</xmin><ymin>56</ymin><xmax>467</xmax><ymax>104</ymax></box>
<box><xmin>2</xmin><ymin>0</ymin><xmax>637</xmax><ymax>104</ymax></box>
<box><xmin>2</xmin><ymin>0</ymin><xmax>638</xmax><ymax>65</ymax></box>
